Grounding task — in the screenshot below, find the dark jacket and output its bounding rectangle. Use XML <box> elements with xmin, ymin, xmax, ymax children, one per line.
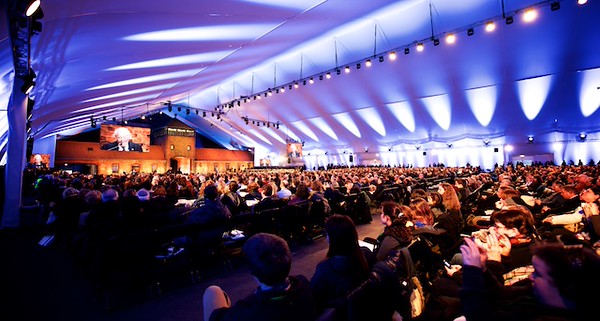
<box><xmin>100</xmin><ymin>141</ymin><xmax>143</xmax><ymax>152</ymax></box>
<box><xmin>310</xmin><ymin>256</ymin><xmax>370</xmax><ymax>314</ymax></box>
<box><xmin>210</xmin><ymin>275</ymin><xmax>317</xmax><ymax>321</ymax></box>
<box><xmin>186</xmin><ymin>198</ymin><xmax>231</xmax><ymax>226</ymax></box>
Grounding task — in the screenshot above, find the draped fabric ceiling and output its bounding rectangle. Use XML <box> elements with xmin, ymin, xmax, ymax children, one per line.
<box><xmin>1</xmin><ymin>0</ymin><xmax>600</xmax><ymax>167</ymax></box>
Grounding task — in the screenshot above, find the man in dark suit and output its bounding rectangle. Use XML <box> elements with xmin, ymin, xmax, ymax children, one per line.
<box><xmin>101</xmin><ymin>127</ymin><xmax>143</xmax><ymax>151</ymax></box>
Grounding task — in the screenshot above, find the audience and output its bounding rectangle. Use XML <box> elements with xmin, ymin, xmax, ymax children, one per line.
<box><xmin>28</xmin><ymin>162</ymin><xmax>600</xmax><ymax>320</ymax></box>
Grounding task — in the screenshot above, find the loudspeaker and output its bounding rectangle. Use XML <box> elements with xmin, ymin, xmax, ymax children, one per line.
<box><xmin>349</xmin><ymin>155</ymin><xmax>354</xmax><ymax>162</ymax></box>
<box><xmin>494</xmin><ymin>147</ymin><xmax>499</xmax><ymax>153</ymax></box>
<box><xmin>423</xmin><ymin>151</ymin><xmax>427</xmax><ymax>156</ymax></box>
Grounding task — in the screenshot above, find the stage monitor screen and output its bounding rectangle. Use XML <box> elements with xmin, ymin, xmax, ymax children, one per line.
<box><xmin>100</xmin><ymin>124</ymin><xmax>150</xmax><ymax>152</ymax></box>
<box><xmin>29</xmin><ymin>153</ymin><xmax>50</xmax><ymax>169</ymax></box>
<box><xmin>287</xmin><ymin>143</ymin><xmax>302</xmax><ymax>158</ymax></box>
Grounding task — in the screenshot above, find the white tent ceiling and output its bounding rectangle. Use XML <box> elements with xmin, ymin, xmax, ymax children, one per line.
<box><xmin>1</xmin><ymin>0</ymin><xmax>600</xmax><ymax>165</ymax></box>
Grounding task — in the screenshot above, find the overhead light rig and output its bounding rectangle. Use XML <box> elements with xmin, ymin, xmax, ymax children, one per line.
<box><xmin>162</xmin><ymin>101</ymin><xmax>227</xmax><ymax>119</ymax></box>
<box><xmin>214</xmin><ymin>0</ymin><xmax>580</xmax><ymax>110</ymax></box>
<box><xmin>7</xmin><ymin>0</ymin><xmax>44</xmax><ymax>93</ymax></box>
<box><xmin>241</xmin><ymin>116</ymin><xmax>280</xmax><ymax>129</ymax></box>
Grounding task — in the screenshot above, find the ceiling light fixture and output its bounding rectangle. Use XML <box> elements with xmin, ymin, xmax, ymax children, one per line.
<box><xmin>522</xmin><ymin>8</ymin><xmax>537</xmax><ymax>23</ymax></box>
<box><xmin>326</xmin><ymin>72</ymin><xmax>331</xmax><ymax>79</ymax></box>
<box><xmin>309</xmin><ymin>77</ymin><xmax>314</xmax><ymax>84</ymax></box>
<box><xmin>578</xmin><ymin>0</ymin><xmax>588</xmax><ymax>5</ymax></box>
<box><xmin>485</xmin><ymin>21</ymin><xmax>496</xmax><ymax>32</ymax></box>
<box><xmin>445</xmin><ymin>34</ymin><xmax>456</xmax><ymax>44</ymax></box>
<box><xmin>404</xmin><ymin>48</ymin><xmax>410</xmax><ymax>55</ymax></box>
<box><xmin>344</xmin><ymin>66</ymin><xmax>350</xmax><ymax>73</ymax></box>
<box><xmin>378</xmin><ymin>56</ymin><xmax>384</xmax><ymax>62</ymax></box>
<box><xmin>550</xmin><ymin>2</ymin><xmax>560</xmax><ymax>11</ymax></box>
<box><xmin>505</xmin><ymin>16</ymin><xmax>514</xmax><ymax>25</ymax></box>
<box><xmin>388</xmin><ymin>51</ymin><xmax>397</xmax><ymax>60</ymax></box>
<box><xmin>433</xmin><ymin>38</ymin><xmax>440</xmax><ymax>46</ymax></box>
<box><xmin>25</xmin><ymin>0</ymin><xmax>42</xmax><ymax>17</ymax></box>
<box><xmin>416</xmin><ymin>43</ymin><xmax>424</xmax><ymax>52</ymax></box>
<box><xmin>20</xmin><ymin>69</ymin><xmax>36</xmax><ymax>95</ymax></box>
<box><xmin>365</xmin><ymin>59</ymin><xmax>372</xmax><ymax>67</ymax></box>
<box><xmin>356</xmin><ymin>63</ymin><xmax>361</xmax><ymax>69</ymax></box>
<box><xmin>467</xmin><ymin>28</ymin><xmax>474</xmax><ymax>36</ymax></box>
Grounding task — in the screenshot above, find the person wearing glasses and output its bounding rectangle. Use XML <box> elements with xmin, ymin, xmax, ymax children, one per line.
<box><xmin>101</xmin><ymin>127</ymin><xmax>143</xmax><ymax>152</ymax></box>
<box><xmin>459</xmin><ymin>235</ymin><xmax>600</xmax><ymax>321</ymax></box>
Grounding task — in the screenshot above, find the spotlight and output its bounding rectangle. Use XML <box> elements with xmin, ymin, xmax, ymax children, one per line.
<box><xmin>102</xmin><ymin>116</ymin><xmax>107</xmax><ymax>120</ymax></box>
<box><xmin>415</xmin><ymin>145</ymin><xmax>421</xmax><ymax>150</ymax></box>
<box><xmin>20</xmin><ymin>68</ymin><xmax>36</xmax><ymax>94</ymax></box>
<box><xmin>445</xmin><ymin>34</ymin><xmax>456</xmax><ymax>44</ymax></box>
<box><xmin>303</xmin><ymin>80</ymin><xmax>307</xmax><ymax>86</ymax></box>
<box><xmin>522</xmin><ymin>8</ymin><xmax>537</xmax><ymax>23</ymax></box>
<box><xmin>336</xmin><ymin>69</ymin><xmax>341</xmax><ymax>75</ymax></box>
<box><xmin>551</xmin><ymin>2</ymin><xmax>560</xmax><ymax>11</ymax></box>
<box><xmin>528</xmin><ymin>136</ymin><xmax>534</xmax><ymax>143</ymax></box>
<box><xmin>404</xmin><ymin>48</ymin><xmax>410</xmax><ymax>55</ymax></box>
<box><xmin>356</xmin><ymin>63</ymin><xmax>361</xmax><ymax>69</ymax></box>
<box><xmin>90</xmin><ymin>117</ymin><xmax>97</xmax><ymax>128</ymax></box>
<box><xmin>319</xmin><ymin>75</ymin><xmax>324</xmax><ymax>81</ymax></box>
<box><xmin>275</xmin><ymin>88</ymin><xmax>279</xmax><ymax>94</ymax></box>
<box><xmin>202</xmin><ymin>111</ymin><xmax>206</xmax><ymax>117</ymax></box>
<box><xmin>365</xmin><ymin>59</ymin><xmax>372</xmax><ymax>67</ymax></box>
<box><xmin>309</xmin><ymin>77</ymin><xmax>314</xmax><ymax>84</ymax></box>
<box><xmin>344</xmin><ymin>66</ymin><xmax>350</xmax><ymax>73</ymax></box>
<box><xmin>505</xmin><ymin>16</ymin><xmax>514</xmax><ymax>25</ymax></box>
<box><xmin>195</xmin><ymin>110</ymin><xmax>199</xmax><ymax>115</ymax></box>
<box><xmin>578</xmin><ymin>0</ymin><xmax>588</xmax><ymax>5</ymax></box>
<box><xmin>364</xmin><ymin>148</ymin><xmax>369</xmax><ymax>153</ymax></box>
<box><xmin>416</xmin><ymin>43</ymin><xmax>424</xmax><ymax>52</ymax></box>
<box><xmin>141</xmin><ymin>115</ymin><xmax>146</xmax><ymax>120</ymax></box>
<box><xmin>280</xmin><ymin>87</ymin><xmax>285</xmax><ymax>93</ymax></box>
<box><xmin>579</xmin><ymin>133</ymin><xmax>587</xmax><ymax>141</ymax></box>
<box><xmin>378</xmin><ymin>56</ymin><xmax>384</xmax><ymax>62</ymax></box>
<box><xmin>177</xmin><ymin>106</ymin><xmax>181</xmax><ymax>112</ymax></box>
<box><xmin>485</xmin><ymin>21</ymin><xmax>496</xmax><ymax>32</ymax></box>
<box><xmin>294</xmin><ymin>83</ymin><xmax>299</xmax><ymax>88</ymax></box>
<box><xmin>483</xmin><ymin>140</ymin><xmax>491</xmax><ymax>146</ymax></box>
<box><xmin>388</xmin><ymin>147</ymin><xmax>392</xmax><ymax>151</ymax></box>
<box><xmin>388</xmin><ymin>52</ymin><xmax>397</xmax><ymax>60</ymax></box>
<box><xmin>447</xmin><ymin>143</ymin><xmax>453</xmax><ymax>148</ymax></box>
<box><xmin>276</xmin><ymin>123</ymin><xmax>279</xmax><ymax>129</ymax></box>
<box><xmin>467</xmin><ymin>28</ymin><xmax>474</xmax><ymax>36</ymax></box>
<box><xmin>25</xmin><ymin>0</ymin><xmax>42</xmax><ymax>17</ymax></box>
<box><xmin>244</xmin><ymin>117</ymin><xmax>248</xmax><ymax>125</ymax></box>
<box><xmin>326</xmin><ymin>72</ymin><xmax>331</xmax><ymax>79</ymax></box>
<box><xmin>433</xmin><ymin>38</ymin><xmax>440</xmax><ymax>46</ymax></box>
<box><xmin>186</xmin><ymin>109</ymin><xmax>190</xmax><ymax>115</ymax></box>
<box><xmin>289</xmin><ymin>84</ymin><xmax>292</xmax><ymax>90</ymax></box>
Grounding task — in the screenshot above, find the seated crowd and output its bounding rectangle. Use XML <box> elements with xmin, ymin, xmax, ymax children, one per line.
<box><xmin>28</xmin><ymin>161</ymin><xmax>600</xmax><ymax>320</ymax></box>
